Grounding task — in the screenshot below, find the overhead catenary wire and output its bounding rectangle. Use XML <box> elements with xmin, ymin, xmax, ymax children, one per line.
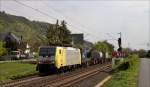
<box><xmin>42</xmin><ymin>2</ymin><xmax>91</xmax><ymax>34</ymax></box>
<box><xmin>2</xmin><ymin>6</ymin><xmax>50</xmax><ymax>40</ymax></box>
<box><xmin>43</xmin><ymin>2</ymin><xmax>89</xmax><ymax>32</ymax></box>
<box><xmin>43</xmin><ymin>2</ymin><xmax>102</xmax><ymax>40</ymax></box>
<box><xmin>14</xmin><ymin>0</ymin><xmax>57</xmax><ymax>21</ymax></box>
<box><xmin>13</xmin><ymin>0</ymin><xmax>102</xmax><ymax>42</ymax></box>
<box><xmin>14</xmin><ymin>0</ymin><xmax>85</xmax><ymax>33</ymax></box>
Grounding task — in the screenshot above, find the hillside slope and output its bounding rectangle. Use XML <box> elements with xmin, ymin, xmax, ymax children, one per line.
<box><xmin>0</xmin><ymin>11</ymin><xmax>55</xmax><ymax>51</ymax></box>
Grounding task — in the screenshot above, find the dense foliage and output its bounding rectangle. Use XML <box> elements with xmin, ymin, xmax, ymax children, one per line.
<box><xmin>46</xmin><ymin>20</ymin><xmax>72</xmax><ymax>46</ymax></box>
<box><xmin>0</xmin><ymin>41</ymin><xmax>7</xmax><ymax>57</ymax></box>
<box><xmin>92</xmin><ymin>41</ymin><xmax>114</xmax><ymax>57</ymax></box>
<box><xmin>131</xmin><ymin>49</ymin><xmax>147</xmax><ymax>58</ymax></box>
<box><xmin>103</xmin><ymin>54</ymin><xmax>140</xmax><ymax>87</ymax></box>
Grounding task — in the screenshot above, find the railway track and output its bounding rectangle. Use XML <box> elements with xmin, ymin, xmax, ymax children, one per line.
<box><xmin>1</xmin><ymin>63</ymin><xmax>112</xmax><ymax>87</ymax></box>
<box><xmin>45</xmin><ymin>64</ymin><xmax>111</xmax><ymax>87</ymax></box>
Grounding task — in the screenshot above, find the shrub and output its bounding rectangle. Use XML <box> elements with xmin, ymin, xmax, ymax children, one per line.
<box><xmin>0</xmin><ymin>41</ymin><xmax>7</xmax><ymax>57</ymax></box>
<box><xmin>114</xmin><ymin>54</ymin><xmax>139</xmax><ymax>72</ymax></box>
<box><xmin>103</xmin><ymin>54</ymin><xmax>140</xmax><ymax>87</ymax></box>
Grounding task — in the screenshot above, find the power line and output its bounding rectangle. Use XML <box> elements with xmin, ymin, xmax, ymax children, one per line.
<box><xmin>3</xmin><ymin>6</ymin><xmax>51</xmax><ymax>39</ymax></box>
<box><xmin>39</xmin><ymin>3</ymin><xmax>84</xmax><ymax>33</ymax></box>
<box><xmin>13</xmin><ymin>0</ymin><xmax>61</xmax><ymax>37</ymax></box>
<box><xmin>13</xmin><ymin>0</ymin><xmax>102</xmax><ymax>41</ymax></box>
<box><xmin>14</xmin><ymin>0</ymin><xmax>57</xmax><ymax>21</ymax></box>
<box><xmin>106</xmin><ymin>33</ymin><xmax>117</xmax><ymax>41</ymax></box>
<box><xmin>14</xmin><ymin>0</ymin><xmax>86</xmax><ymax>33</ymax></box>
<box><xmin>13</xmin><ymin>0</ymin><xmax>84</xmax><ymax>35</ymax></box>
<box><xmin>43</xmin><ymin>3</ymin><xmax>89</xmax><ymax>33</ymax></box>
<box><xmin>43</xmin><ymin>2</ymin><xmax>101</xmax><ymax>40</ymax></box>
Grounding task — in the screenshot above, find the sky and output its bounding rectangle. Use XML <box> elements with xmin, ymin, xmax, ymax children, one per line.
<box><xmin>0</xmin><ymin>0</ymin><xmax>149</xmax><ymax>50</ymax></box>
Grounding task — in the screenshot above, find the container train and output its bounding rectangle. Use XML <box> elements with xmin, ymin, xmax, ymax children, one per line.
<box><xmin>36</xmin><ymin>46</ymin><xmax>109</xmax><ymax>73</ymax></box>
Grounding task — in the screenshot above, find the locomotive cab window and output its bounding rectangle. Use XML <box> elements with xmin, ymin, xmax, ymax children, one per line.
<box><xmin>39</xmin><ymin>47</ymin><xmax>56</xmax><ymax>57</ymax></box>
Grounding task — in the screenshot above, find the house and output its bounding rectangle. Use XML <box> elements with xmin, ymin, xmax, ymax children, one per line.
<box><xmin>71</xmin><ymin>33</ymin><xmax>93</xmax><ymax>48</ymax></box>
<box><xmin>83</xmin><ymin>40</ymin><xmax>93</xmax><ymax>50</ymax></box>
<box><xmin>71</xmin><ymin>33</ymin><xmax>93</xmax><ymax>58</ymax></box>
<box><xmin>71</xmin><ymin>33</ymin><xmax>84</xmax><ymax>45</ymax></box>
<box><xmin>0</xmin><ymin>32</ymin><xmax>24</xmax><ymax>51</ymax></box>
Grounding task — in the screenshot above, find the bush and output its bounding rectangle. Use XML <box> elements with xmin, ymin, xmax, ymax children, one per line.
<box><xmin>114</xmin><ymin>54</ymin><xmax>139</xmax><ymax>72</ymax></box>
<box><xmin>103</xmin><ymin>54</ymin><xmax>140</xmax><ymax>87</ymax></box>
<box><xmin>0</xmin><ymin>41</ymin><xmax>7</xmax><ymax>57</ymax></box>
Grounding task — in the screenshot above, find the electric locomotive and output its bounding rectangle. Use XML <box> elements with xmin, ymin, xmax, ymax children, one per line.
<box><xmin>36</xmin><ymin>46</ymin><xmax>81</xmax><ymax>73</ymax></box>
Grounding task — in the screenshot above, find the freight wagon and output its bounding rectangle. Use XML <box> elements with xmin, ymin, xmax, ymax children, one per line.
<box><xmin>91</xmin><ymin>50</ymin><xmax>103</xmax><ymax>64</ymax></box>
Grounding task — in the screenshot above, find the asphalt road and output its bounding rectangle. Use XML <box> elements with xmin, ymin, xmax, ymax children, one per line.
<box><xmin>138</xmin><ymin>58</ymin><xmax>150</xmax><ymax>87</ymax></box>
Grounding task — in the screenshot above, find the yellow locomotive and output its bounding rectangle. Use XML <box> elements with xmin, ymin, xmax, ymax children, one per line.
<box><xmin>37</xmin><ymin>46</ymin><xmax>81</xmax><ymax>73</ymax></box>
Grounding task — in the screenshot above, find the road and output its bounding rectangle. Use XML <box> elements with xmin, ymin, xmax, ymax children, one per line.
<box><xmin>138</xmin><ymin>58</ymin><xmax>150</xmax><ymax>87</ymax></box>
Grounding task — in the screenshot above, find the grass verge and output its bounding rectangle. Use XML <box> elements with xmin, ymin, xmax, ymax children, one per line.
<box><xmin>0</xmin><ymin>62</ymin><xmax>37</xmax><ymax>84</ymax></box>
<box><xmin>103</xmin><ymin>54</ymin><xmax>140</xmax><ymax>87</ymax></box>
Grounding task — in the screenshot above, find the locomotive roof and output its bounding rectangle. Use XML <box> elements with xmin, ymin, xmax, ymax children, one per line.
<box><xmin>39</xmin><ymin>46</ymin><xmax>79</xmax><ymax>50</ymax></box>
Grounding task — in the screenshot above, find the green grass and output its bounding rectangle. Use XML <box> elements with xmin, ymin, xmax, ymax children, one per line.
<box><xmin>103</xmin><ymin>54</ymin><xmax>140</xmax><ymax>87</ymax></box>
<box><xmin>0</xmin><ymin>62</ymin><xmax>37</xmax><ymax>84</ymax></box>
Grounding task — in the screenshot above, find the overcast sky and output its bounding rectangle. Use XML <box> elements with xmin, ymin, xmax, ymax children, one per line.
<box><xmin>0</xmin><ymin>0</ymin><xmax>149</xmax><ymax>50</ymax></box>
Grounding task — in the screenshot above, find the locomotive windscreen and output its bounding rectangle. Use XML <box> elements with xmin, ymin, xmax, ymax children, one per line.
<box><xmin>39</xmin><ymin>47</ymin><xmax>56</xmax><ymax>57</ymax></box>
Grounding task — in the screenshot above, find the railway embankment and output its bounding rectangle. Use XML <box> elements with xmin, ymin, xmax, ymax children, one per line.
<box><xmin>102</xmin><ymin>54</ymin><xmax>140</xmax><ymax>87</ymax></box>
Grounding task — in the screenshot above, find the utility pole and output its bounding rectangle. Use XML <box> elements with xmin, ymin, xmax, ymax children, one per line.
<box><xmin>118</xmin><ymin>32</ymin><xmax>121</xmax><ymax>39</ymax></box>
<box><xmin>149</xmin><ymin>0</ymin><xmax>150</xmax><ymax>50</ymax></box>
<box><xmin>149</xmin><ymin>7</ymin><xmax>150</xmax><ymax>50</ymax></box>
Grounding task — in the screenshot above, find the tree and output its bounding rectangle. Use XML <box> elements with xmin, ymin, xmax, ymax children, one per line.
<box><xmin>146</xmin><ymin>50</ymin><xmax>150</xmax><ymax>58</ymax></box>
<box><xmin>103</xmin><ymin>41</ymin><xmax>114</xmax><ymax>53</ymax></box>
<box><xmin>59</xmin><ymin>20</ymin><xmax>72</xmax><ymax>44</ymax></box>
<box><xmin>92</xmin><ymin>41</ymin><xmax>114</xmax><ymax>58</ymax></box>
<box><xmin>123</xmin><ymin>48</ymin><xmax>132</xmax><ymax>53</ymax></box>
<box><xmin>46</xmin><ymin>24</ymin><xmax>58</xmax><ymax>45</ymax></box>
<box><xmin>0</xmin><ymin>41</ymin><xmax>7</xmax><ymax>57</ymax></box>
<box><xmin>138</xmin><ymin>49</ymin><xmax>147</xmax><ymax>58</ymax></box>
<box><xmin>46</xmin><ymin>20</ymin><xmax>72</xmax><ymax>46</ymax></box>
